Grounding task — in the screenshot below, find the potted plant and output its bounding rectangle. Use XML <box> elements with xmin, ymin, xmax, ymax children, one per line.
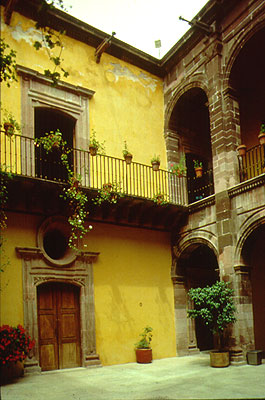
<box><xmin>169</xmin><ymin>156</ymin><xmax>186</xmax><ymax>177</ymax></box>
<box><xmin>135</xmin><ymin>326</ymin><xmax>153</xmax><ymax>364</ymax></box>
<box><xmin>122</xmin><ymin>141</ymin><xmax>133</xmax><ymax>164</ymax></box>
<box><xmin>153</xmin><ymin>193</ymin><xmax>167</xmax><ymax>205</ymax></box>
<box><xmin>236</xmin><ymin>144</ymin><xmax>247</xmax><ymax>156</ymax></box>
<box><xmin>258</xmin><ymin>123</ymin><xmax>265</xmax><ymax>145</ymax></box>
<box><xmin>0</xmin><ymin>324</ymin><xmax>35</xmax><ymax>383</ymax></box>
<box><xmin>187</xmin><ymin>281</ymin><xmax>236</xmax><ymax>368</ymax></box>
<box><xmin>92</xmin><ymin>182</ymin><xmax>123</xmax><ymax>205</ymax></box>
<box><xmin>89</xmin><ymin>129</ymin><xmax>105</xmax><ymax>156</ymax></box>
<box><xmin>34</xmin><ymin>129</ymin><xmax>66</xmax><ymax>152</ymax></box>
<box><xmin>151</xmin><ymin>155</ymin><xmax>160</xmax><ymax>171</ymax></box>
<box><xmin>193</xmin><ymin>160</ymin><xmax>203</xmax><ymax>178</ymax></box>
<box><xmin>1</xmin><ymin>110</ymin><xmax>21</xmax><ymax>137</ymax></box>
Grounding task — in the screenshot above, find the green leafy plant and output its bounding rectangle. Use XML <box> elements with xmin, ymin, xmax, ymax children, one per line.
<box><xmin>62</xmin><ymin>175</ymin><xmax>92</xmax><ymax>249</ymax></box>
<box><xmin>33</xmin><ymin>1</ymin><xmax>70</xmax><ymax>86</ymax></box>
<box><xmin>122</xmin><ymin>141</ymin><xmax>132</xmax><ymax>157</ymax></box>
<box><xmin>151</xmin><ymin>155</ymin><xmax>160</xmax><ymax>164</ymax></box>
<box><xmin>193</xmin><ymin>160</ymin><xmax>203</xmax><ymax>168</ymax></box>
<box><xmin>153</xmin><ymin>193</ymin><xmax>168</xmax><ymax>206</ymax></box>
<box><xmin>35</xmin><ymin>129</ymin><xmax>66</xmax><ymax>153</ymax></box>
<box><xmin>89</xmin><ymin>129</ymin><xmax>105</xmax><ymax>155</ymax></box>
<box><xmin>1</xmin><ymin>107</ymin><xmax>21</xmax><ymax>137</ymax></box>
<box><xmin>169</xmin><ymin>156</ymin><xmax>187</xmax><ymax>176</ymax></box>
<box><xmin>0</xmin><ymin>166</ymin><xmax>12</xmax><ymax>230</ymax></box>
<box><xmin>92</xmin><ymin>182</ymin><xmax>123</xmax><ymax>205</ymax></box>
<box><xmin>35</xmin><ymin>131</ymin><xmax>92</xmax><ymax>249</ymax></box>
<box><xmin>135</xmin><ymin>326</ymin><xmax>153</xmax><ymax>349</ymax></box>
<box><xmin>0</xmin><ymin>38</ymin><xmax>17</xmax><ymax>87</ymax></box>
<box><xmin>260</xmin><ymin>123</ymin><xmax>265</xmax><ymax>134</ymax></box>
<box><xmin>187</xmin><ymin>281</ymin><xmax>236</xmax><ymax>350</ymax></box>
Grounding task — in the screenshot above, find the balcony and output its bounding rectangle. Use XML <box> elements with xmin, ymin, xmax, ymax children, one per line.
<box><xmin>0</xmin><ymin>132</ymin><xmax>217</xmax><ymax>228</ymax></box>
<box><xmin>238</xmin><ymin>144</ymin><xmax>265</xmax><ymax>182</ymax></box>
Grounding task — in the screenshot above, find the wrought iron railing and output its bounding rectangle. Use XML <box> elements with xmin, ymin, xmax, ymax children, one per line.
<box><xmin>238</xmin><ymin>144</ymin><xmax>265</xmax><ymax>182</ymax></box>
<box><xmin>187</xmin><ymin>168</ymin><xmax>214</xmax><ymax>203</ymax></box>
<box><xmin>0</xmin><ymin>132</ymin><xmax>189</xmax><ymax>206</ymax></box>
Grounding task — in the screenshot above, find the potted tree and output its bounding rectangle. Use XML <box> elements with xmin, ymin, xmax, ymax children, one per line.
<box><xmin>151</xmin><ymin>155</ymin><xmax>160</xmax><ymax>171</ymax></box>
<box><xmin>135</xmin><ymin>326</ymin><xmax>153</xmax><ymax>363</ymax></box>
<box><xmin>122</xmin><ymin>141</ymin><xmax>133</xmax><ymax>164</ymax></box>
<box><xmin>187</xmin><ymin>281</ymin><xmax>236</xmax><ymax>368</ymax></box>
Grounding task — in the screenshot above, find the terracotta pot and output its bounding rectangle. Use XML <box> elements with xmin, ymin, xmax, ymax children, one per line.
<box><xmin>194</xmin><ymin>167</ymin><xmax>203</xmax><ymax>178</ymax></box>
<box><xmin>210</xmin><ymin>350</ymin><xmax>229</xmax><ymax>368</ymax></box>
<box><xmin>258</xmin><ymin>133</ymin><xmax>265</xmax><ymax>145</ymax></box>
<box><xmin>135</xmin><ymin>348</ymin><xmax>152</xmax><ymax>364</ymax></box>
<box><xmin>102</xmin><ymin>183</ymin><xmax>112</xmax><ymax>192</ymax></box>
<box><xmin>236</xmin><ymin>144</ymin><xmax>247</xmax><ymax>156</ymax></box>
<box><xmin>152</xmin><ymin>162</ymin><xmax>160</xmax><ymax>171</ymax></box>
<box><xmin>4</xmin><ymin>122</ymin><xmax>14</xmax><ymax>136</ymax></box>
<box><xmin>124</xmin><ymin>153</ymin><xmax>133</xmax><ymax>164</ymax></box>
<box><xmin>89</xmin><ymin>145</ymin><xmax>97</xmax><ymax>156</ymax></box>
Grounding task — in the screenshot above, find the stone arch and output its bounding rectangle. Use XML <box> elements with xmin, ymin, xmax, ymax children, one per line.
<box><xmin>234</xmin><ymin>208</ymin><xmax>265</xmax><ymax>266</ymax></box>
<box><xmin>165</xmin><ymin>77</ymin><xmax>209</xmax><ymax>132</ymax></box>
<box><xmin>171</xmin><ymin>230</ymin><xmax>219</xmax><ymax>355</ymax></box>
<box><xmin>224</xmin><ymin>19</ymin><xmax>265</xmax><ymax>88</ymax></box>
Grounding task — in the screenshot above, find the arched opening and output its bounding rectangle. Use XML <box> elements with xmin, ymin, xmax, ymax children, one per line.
<box><xmin>37</xmin><ymin>281</ymin><xmax>81</xmax><ymax>371</ymax></box>
<box><xmin>230</xmin><ymin>27</ymin><xmax>265</xmax><ymax>181</ymax></box>
<box><xmin>178</xmin><ymin>243</ymin><xmax>219</xmax><ymax>350</ymax></box>
<box><xmin>168</xmin><ymin>87</ymin><xmax>214</xmax><ymax>203</ymax></box>
<box><xmin>35</xmin><ymin>107</ymin><xmax>76</xmax><ymax>181</ymax></box>
<box><xmin>230</xmin><ymin>27</ymin><xmax>265</xmax><ymax>148</ymax></box>
<box><xmin>241</xmin><ymin>223</ymin><xmax>265</xmax><ymax>354</ymax></box>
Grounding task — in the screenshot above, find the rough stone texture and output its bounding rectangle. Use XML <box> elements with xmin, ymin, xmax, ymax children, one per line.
<box><xmin>167</xmin><ymin>0</ymin><xmax>265</xmax><ymax>359</ymax></box>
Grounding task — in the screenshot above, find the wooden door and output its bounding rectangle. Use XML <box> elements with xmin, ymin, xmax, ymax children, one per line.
<box><xmin>37</xmin><ymin>282</ymin><xmax>81</xmax><ymax>371</ymax></box>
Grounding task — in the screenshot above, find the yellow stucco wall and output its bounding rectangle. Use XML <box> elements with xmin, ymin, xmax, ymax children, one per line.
<box><xmin>1</xmin><ymin>214</ymin><xmax>177</xmax><ymax>365</ymax></box>
<box><xmin>0</xmin><ymin>7</ymin><xmax>176</xmax><ymax>366</ymax></box>
<box><xmin>0</xmin><ymin>7</ymin><xmax>165</xmax><ymax>167</ymax></box>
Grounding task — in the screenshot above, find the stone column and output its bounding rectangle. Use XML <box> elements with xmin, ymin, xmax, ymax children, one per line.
<box><xmin>172</xmin><ymin>275</ymin><xmax>195</xmax><ymax>356</ymax></box>
<box><xmin>230</xmin><ymin>264</ymin><xmax>255</xmax><ymax>363</ymax></box>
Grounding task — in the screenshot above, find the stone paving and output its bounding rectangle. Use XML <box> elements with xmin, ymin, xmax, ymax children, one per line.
<box><xmin>1</xmin><ymin>353</ymin><xmax>265</xmax><ymax>400</ymax></box>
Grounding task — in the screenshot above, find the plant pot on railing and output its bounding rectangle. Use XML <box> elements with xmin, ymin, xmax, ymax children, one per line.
<box><xmin>124</xmin><ymin>153</ymin><xmax>133</xmax><ymax>164</ymax></box>
<box><xmin>194</xmin><ymin>167</ymin><xmax>203</xmax><ymax>178</ymax></box>
<box><xmin>89</xmin><ymin>145</ymin><xmax>97</xmax><ymax>156</ymax></box>
<box><xmin>237</xmin><ymin>144</ymin><xmax>247</xmax><ymax>156</ymax></box>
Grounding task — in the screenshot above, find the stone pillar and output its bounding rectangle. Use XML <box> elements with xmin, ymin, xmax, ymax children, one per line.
<box><xmin>171</xmin><ymin>275</ymin><xmax>190</xmax><ymax>356</ymax></box>
<box><xmin>230</xmin><ymin>264</ymin><xmax>255</xmax><ymax>363</ymax></box>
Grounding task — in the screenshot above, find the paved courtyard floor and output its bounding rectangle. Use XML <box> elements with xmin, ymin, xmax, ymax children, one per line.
<box><xmin>1</xmin><ymin>353</ymin><xmax>265</xmax><ymax>400</ymax></box>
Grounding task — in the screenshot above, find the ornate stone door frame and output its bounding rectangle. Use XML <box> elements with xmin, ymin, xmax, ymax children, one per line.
<box><xmin>16</xmin><ymin>247</ymin><xmax>101</xmax><ymax>372</ymax></box>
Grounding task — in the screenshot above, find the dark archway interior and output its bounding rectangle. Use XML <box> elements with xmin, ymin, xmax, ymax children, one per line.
<box><xmin>168</xmin><ymin>88</ymin><xmax>214</xmax><ymax>203</ymax></box>
<box><xmin>179</xmin><ymin>243</ymin><xmax>219</xmax><ymax>351</ymax></box>
<box><xmin>230</xmin><ymin>27</ymin><xmax>265</xmax><ymax>148</ymax></box>
<box><xmin>35</xmin><ymin>107</ymin><xmax>76</xmax><ymax>181</ymax></box>
<box><xmin>242</xmin><ymin>223</ymin><xmax>265</xmax><ymax>353</ymax></box>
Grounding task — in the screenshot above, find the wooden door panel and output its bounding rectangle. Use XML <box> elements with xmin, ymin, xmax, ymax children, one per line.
<box><xmin>38</xmin><ymin>284</ymin><xmax>58</xmax><ymax>371</ymax></box>
<box><xmin>38</xmin><ymin>282</ymin><xmax>81</xmax><ymax>371</ymax></box>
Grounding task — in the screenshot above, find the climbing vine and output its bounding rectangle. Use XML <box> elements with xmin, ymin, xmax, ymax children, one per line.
<box><xmin>35</xmin><ymin>130</ymin><xmax>92</xmax><ymax>249</ymax></box>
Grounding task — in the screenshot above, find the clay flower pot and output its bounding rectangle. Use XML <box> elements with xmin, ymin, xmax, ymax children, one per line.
<box><xmin>194</xmin><ymin>167</ymin><xmax>203</xmax><ymax>178</ymax></box>
<box><xmin>151</xmin><ymin>161</ymin><xmax>160</xmax><ymax>171</ymax></box>
<box><xmin>124</xmin><ymin>153</ymin><xmax>133</xmax><ymax>164</ymax></box>
<box><xmin>3</xmin><ymin>122</ymin><xmax>15</xmax><ymax>137</ymax></box>
<box><xmin>135</xmin><ymin>348</ymin><xmax>152</xmax><ymax>364</ymax></box>
<box><xmin>89</xmin><ymin>145</ymin><xmax>97</xmax><ymax>156</ymax></box>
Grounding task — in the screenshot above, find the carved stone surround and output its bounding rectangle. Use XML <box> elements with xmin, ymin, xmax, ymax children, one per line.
<box><xmin>16</xmin><ymin>246</ymin><xmax>101</xmax><ymax>372</ymax></box>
